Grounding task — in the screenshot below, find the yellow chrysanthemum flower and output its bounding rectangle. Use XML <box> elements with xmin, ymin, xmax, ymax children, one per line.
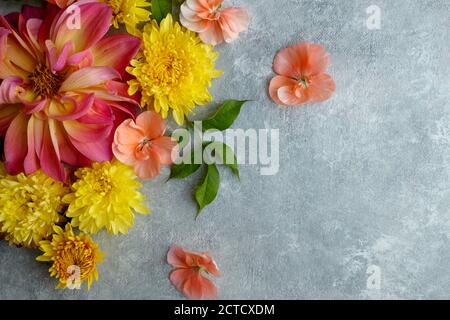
<box><xmin>0</xmin><ymin>171</ymin><xmax>69</xmax><ymax>248</ymax></box>
<box><xmin>127</xmin><ymin>14</ymin><xmax>222</xmax><ymax>125</ymax></box>
<box><xmin>100</xmin><ymin>0</ymin><xmax>151</xmax><ymax>35</ymax></box>
<box><xmin>37</xmin><ymin>224</ymin><xmax>103</xmax><ymax>289</ymax></box>
<box><xmin>63</xmin><ymin>161</ymin><xmax>149</xmax><ymax>235</ymax></box>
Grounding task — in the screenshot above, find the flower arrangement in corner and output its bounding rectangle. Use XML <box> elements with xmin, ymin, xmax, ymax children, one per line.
<box><xmin>0</xmin><ymin>0</ymin><xmax>250</xmax><ymax>297</ymax></box>
<box><xmin>0</xmin><ymin>0</ymin><xmax>336</xmax><ymax>299</ymax></box>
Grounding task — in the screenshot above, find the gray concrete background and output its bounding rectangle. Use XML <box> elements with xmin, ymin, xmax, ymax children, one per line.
<box><xmin>0</xmin><ymin>0</ymin><xmax>449</xmax><ymax>299</ymax></box>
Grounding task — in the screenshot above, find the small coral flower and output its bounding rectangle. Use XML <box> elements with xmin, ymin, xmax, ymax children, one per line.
<box><xmin>167</xmin><ymin>245</ymin><xmax>220</xmax><ymax>300</ymax></box>
<box><xmin>180</xmin><ymin>0</ymin><xmax>250</xmax><ymax>46</ymax></box>
<box><xmin>37</xmin><ymin>224</ymin><xmax>103</xmax><ymax>289</ymax></box>
<box><xmin>269</xmin><ymin>42</ymin><xmax>336</xmax><ymax>106</ymax></box>
<box><xmin>0</xmin><ymin>3</ymin><xmax>141</xmax><ymax>181</ymax></box>
<box><xmin>113</xmin><ymin>111</ymin><xmax>178</xmax><ymax>179</ymax></box>
<box><xmin>63</xmin><ymin>160</ymin><xmax>149</xmax><ymax>235</ymax></box>
<box><xmin>127</xmin><ymin>14</ymin><xmax>222</xmax><ymax>125</ymax></box>
<box><xmin>0</xmin><ymin>170</ymin><xmax>69</xmax><ymax>248</ymax></box>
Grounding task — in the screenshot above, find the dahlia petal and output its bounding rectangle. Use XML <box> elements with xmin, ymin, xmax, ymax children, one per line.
<box><xmin>269</xmin><ymin>75</ymin><xmax>299</xmax><ymax>106</ymax></box>
<box><xmin>49</xmin><ymin>94</ymin><xmax>94</xmax><ymax>121</ymax></box>
<box><xmin>151</xmin><ymin>136</ymin><xmax>177</xmax><ymax>165</ymax></box>
<box><xmin>25</xmin><ymin>19</ymin><xmax>43</xmax><ymax>54</ymax></box>
<box><xmin>91</xmin><ymin>34</ymin><xmax>141</xmax><ymax>76</ymax></box>
<box><xmin>45</xmin><ymin>40</ymin><xmax>73</xmax><ymax>72</ymax></box>
<box><xmin>76</xmin><ymin>99</ymin><xmax>114</xmax><ymax>125</ymax></box>
<box><xmin>69</xmin><ymin>137</ymin><xmax>113</xmax><ymax>162</ymax></box>
<box><xmin>67</xmin><ymin>49</ymin><xmax>93</xmax><ymax>68</ymax></box>
<box><xmin>64</xmin><ymin>120</ymin><xmax>112</xmax><ymax>143</ymax></box>
<box><xmin>24</xmin><ymin>116</ymin><xmax>39</xmax><ymax>174</ymax></box>
<box><xmin>38</xmin><ymin>120</ymin><xmax>66</xmax><ymax>182</ymax></box>
<box><xmin>0</xmin><ymin>28</ymin><xmax>31</xmax><ymax>79</ymax></box>
<box><xmin>0</xmin><ymin>103</ymin><xmax>21</xmax><ymax>135</ymax></box>
<box><xmin>306</xmin><ymin>73</ymin><xmax>336</xmax><ymax>102</ymax></box>
<box><xmin>60</xmin><ymin>66</ymin><xmax>120</xmax><ymax>92</ymax></box>
<box><xmin>4</xmin><ymin>113</ymin><xmax>28</xmax><ymax>175</ymax></box>
<box><xmin>0</xmin><ymin>76</ymin><xmax>23</xmax><ymax>104</ymax></box>
<box><xmin>134</xmin><ymin>151</ymin><xmax>161</xmax><ymax>179</ymax></box>
<box><xmin>52</xmin><ymin>3</ymin><xmax>112</xmax><ymax>53</ymax></box>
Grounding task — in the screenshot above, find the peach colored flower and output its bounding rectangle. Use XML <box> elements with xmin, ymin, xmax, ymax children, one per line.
<box><xmin>0</xmin><ymin>3</ymin><xmax>140</xmax><ymax>181</ymax></box>
<box><xmin>180</xmin><ymin>0</ymin><xmax>249</xmax><ymax>46</ymax></box>
<box><xmin>113</xmin><ymin>111</ymin><xmax>178</xmax><ymax>180</ymax></box>
<box><xmin>269</xmin><ymin>42</ymin><xmax>336</xmax><ymax>106</ymax></box>
<box><xmin>167</xmin><ymin>245</ymin><xmax>220</xmax><ymax>300</ymax></box>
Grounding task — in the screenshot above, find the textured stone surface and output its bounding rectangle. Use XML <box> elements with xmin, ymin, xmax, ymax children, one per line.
<box><xmin>1</xmin><ymin>0</ymin><xmax>450</xmax><ymax>299</ymax></box>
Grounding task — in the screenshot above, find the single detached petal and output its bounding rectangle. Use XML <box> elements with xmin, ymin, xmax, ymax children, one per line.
<box><xmin>91</xmin><ymin>34</ymin><xmax>141</xmax><ymax>76</ymax></box>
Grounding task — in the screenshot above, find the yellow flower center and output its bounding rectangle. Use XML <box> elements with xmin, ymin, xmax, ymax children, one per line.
<box><xmin>28</xmin><ymin>64</ymin><xmax>63</xmax><ymax>98</ymax></box>
<box><xmin>52</xmin><ymin>237</ymin><xmax>97</xmax><ymax>284</ymax></box>
<box><xmin>93</xmin><ymin>171</ymin><xmax>113</xmax><ymax>195</ymax></box>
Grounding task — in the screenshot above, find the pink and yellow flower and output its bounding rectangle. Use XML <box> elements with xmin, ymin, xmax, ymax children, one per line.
<box><xmin>113</xmin><ymin>111</ymin><xmax>178</xmax><ymax>180</ymax></box>
<box><xmin>0</xmin><ymin>3</ymin><xmax>141</xmax><ymax>181</ymax></box>
<box><xmin>180</xmin><ymin>0</ymin><xmax>250</xmax><ymax>46</ymax></box>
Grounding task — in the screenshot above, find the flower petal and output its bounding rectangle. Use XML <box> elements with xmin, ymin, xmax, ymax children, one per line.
<box><xmin>136</xmin><ymin>111</ymin><xmax>166</xmax><ymax>140</ymax></box>
<box><xmin>167</xmin><ymin>246</ymin><xmax>189</xmax><ymax>268</ymax></box>
<box><xmin>134</xmin><ymin>151</ymin><xmax>161</xmax><ymax>180</ymax></box>
<box><xmin>199</xmin><ymin>21</ymin><xmax>224</xmax><ymax>46</ymax></box>
<box><xmin>64</xmin><ymin>120</ymin><xmax>112</xmax><ymax>143</ymax></box>
<box><xmin>151</xmin><ymin>136</ymin><xmax>177</xmax><ymax>165</ymax></box>
<box><xmin>39</xmin><ymin>120</ymin><xmax>66</xmax><ymax>181</ymax></box>
<box><xmin>91</xmin><ymin>34</ymin><xmax>141</xmax><ymax>76</ymax></box>
<box><xmin>219</xmin><ymin>7</ymin><xmax>249</xmax><ymax>43</ymax></box>
<box><xmin>4</xmin><ymin>113</ymin><xmax>28</xmax><ymax>175</ymax></box>
<box><xmin>52</xmin><ymin>2</ymin><xmax>112</xmax><ymax>53</ymax></box>
<box><xmin>277</xmin><ymin>85</ymin><xmax>307</xmax><ymax>106</ymax></box>
<box><xmin>269</xmin><ymin>75</ymin><xmax>299</xmax><ymax>106</ymax></box>
<box><xmin>60</xmin><ymin>66</ymin><xmax>120</xmax><ymax>92</ymax></box>
<box><xmin>306</xmin><ymin>73</ymin><xmax>336</xmax><ymax>102</ymax></box>
<box><xmin>69</xmin><ymin>136</ymin><xmax>113</xmax><ymax>162</ymax></box>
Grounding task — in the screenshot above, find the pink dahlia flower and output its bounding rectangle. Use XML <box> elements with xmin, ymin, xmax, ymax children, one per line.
<box><xmin>0</xmin><ymin>3</ymin><xmax>141</xmax><ymax>181</ymax></box>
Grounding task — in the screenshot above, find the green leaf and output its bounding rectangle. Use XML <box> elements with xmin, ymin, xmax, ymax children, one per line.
<box><xmin>203</xmin><ymin>141</ymin><xmax>240</xmax><ymax>179</ymax></box>
<box><xmin>169</xmin><ymin>162</ymin><xmax>201</xmax><ymax>180</ymax></box>
<box><xmin>169</xmin><ymin>150</ymin><xmax>201</xmax><ymax>180</ymax></box>
<box><xmin>195</xmin><ymin>164</ymin><xmax>220</xmax><ymax>214</ymax></box>
<box><xmin>201</xmin><ymin>100</ymin><xmax>248</xmax><ymax>131</ymax></box>
<box><xmin>152</xmin><ymin>0</ymin><xmax>173</xmax><ymax>24</ymax></box>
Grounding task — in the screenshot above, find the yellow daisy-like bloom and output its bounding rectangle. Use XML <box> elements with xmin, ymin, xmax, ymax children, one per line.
<box><xmin>37</xmin><ymin>224</ymin><xmax>103</xmax><ymax>289</ymax></box>
<box><xmin>63</xmin><ymin>161</ymin><xmax>150</xmax><ymax>235</ymax></box>
<box><xmin>0</xmin><ymin>171</ymin><xmax>69</xmax><ymax>248</ymax></box>
<box><xmin>127</xmin><ymin>14</ymin><xmax>222</xmax><ymax>125</ymax></box>
<box><xmin>100</xmin><ymin>0</ymin><xmax>151</xmax><ymax>35</ymax></box>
